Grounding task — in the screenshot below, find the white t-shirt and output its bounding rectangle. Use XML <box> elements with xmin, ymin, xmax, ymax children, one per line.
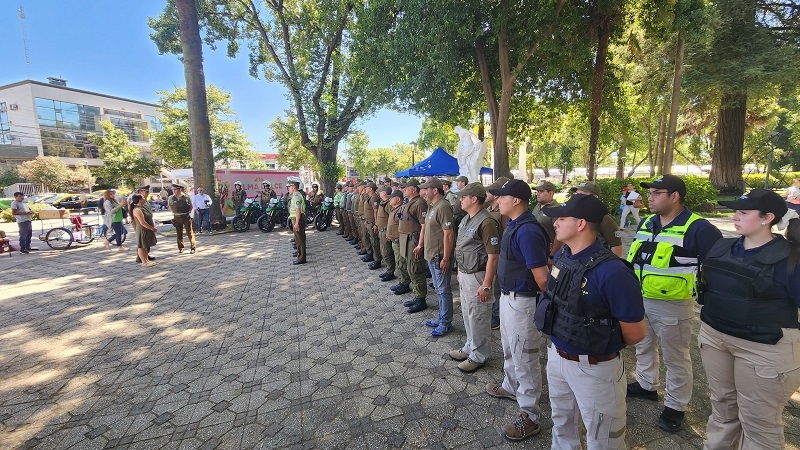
<box><xmin>193</xmin><ymin>194</ymin><xmax>212</xmax><ymax>209</ymax></box>
<box><xmin>10</xmin><ymin>199</ymin><xmax>32</xmax><ymax>223</ymax></box>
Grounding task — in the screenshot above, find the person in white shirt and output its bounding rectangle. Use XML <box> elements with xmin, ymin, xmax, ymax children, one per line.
<box><xmin>620</xmin><ymin>183</ymin><xmax>642</xmax><ymax>229</ymax></box>
<box><xmin>192</xmin><ymin>187</ymin><xmax>213</xmax><ymax>234</ymax></box>
<box><xmin>10</xmin><ymin>192</ymin><xmax>36</xmax><ymax>253</ymax></box>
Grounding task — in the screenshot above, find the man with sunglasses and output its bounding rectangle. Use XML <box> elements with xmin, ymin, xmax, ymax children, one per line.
<box><xmin>625</xmin><ymin>174</ymin><xmax>722</xmax><ymax>432</ymax></box>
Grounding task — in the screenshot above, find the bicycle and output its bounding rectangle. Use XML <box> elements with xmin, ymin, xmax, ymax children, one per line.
<box><xmin>37</xmin><ymin>210</ymin><xmax>98</xmax><ymax>250</ymax></box>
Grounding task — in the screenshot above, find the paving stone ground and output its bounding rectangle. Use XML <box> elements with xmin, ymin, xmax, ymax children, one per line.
<box><xmin>1</xmin><ymin>214</ymin><xmax>799</xmax><ymax>449</ymax></box>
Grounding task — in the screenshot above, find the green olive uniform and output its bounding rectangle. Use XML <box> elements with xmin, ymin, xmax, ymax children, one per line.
<box><xmin>289</xmin><ymin>191</ymin><xmax>307</xmax><ymax>262</ymax></box>
<box><xmin>168</xmin><ymin>192</ymin><xmax>196</xmax><ymax>252</ymax></box>
<box><xmin>399</xmin><ymin>195</ymin><xmax>428</xmax><ymax>298</ymax></box>
<box><xmin>377</xmin><ymin>197</ymin><xmax>393</xmax><ymax>272</ymax></box>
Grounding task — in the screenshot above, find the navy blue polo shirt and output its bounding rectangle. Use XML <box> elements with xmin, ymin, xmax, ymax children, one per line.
<box><xmin>731</xmin><ymin>236</ymin><xmax>800</xmax><ymax>307</ymax></box>
<box><xmin>504</xmin><ymin>210</ymin><xmax>549</xmax><ymax>292</ymax></box>
<box><xmin>636</xmin><ymin>207</ymin><xmax>723</xmax><ymax>261</ymax></box>
<box><xmin>551</xmin><ymin>239</ymin><xmax>645</xmax><ymax>355</ymax></box>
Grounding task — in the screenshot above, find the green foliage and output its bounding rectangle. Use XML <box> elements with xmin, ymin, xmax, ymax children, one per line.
<box><xmin>151</xmin><ymin>85</ymin><xmax>257</xmax><ymax>168</ymax></box>
<box><xmin>18</xmin><ymin>157</ymin><xmax>74</xmax><ymax>192</ymax></box>
<box><xmin>271</xmin><ymin>115</ymin><xmax>318</xmax><ymax>171</ymax></box>
<box><xmin>743</xmin><ymin>171</ymin><xmax>800</xmax><ymax>190</ymax></box>
<box><xmin>319</xmin><ymin>161</ymin><xmax>345</xmax><ymax>182</ymax></box>
<box><xmin>89</xmin><ymin>121</ymin><xmax>161</xmax><ymax>189</ymax></box>
<box><xmin>591</xmin><ymin>175</ymin><xmax>718</xmax><ymax>213</ymax></box>
<box><xmin>0</xmin><ymin>201</ymin><xmax>48</xmax><ymax>223</ymax></box>
<box><xmin>0</xmin><ymin>166</ymin><xmax>20</xmax><ymax>189</ymax></box>
<box><xmin>416</xmin><ymin>119</ymin><xmax>459</xmax><ymax>153</ymax></box>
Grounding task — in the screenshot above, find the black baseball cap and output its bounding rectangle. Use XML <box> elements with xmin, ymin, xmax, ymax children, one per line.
<box><xmin>487</xmin><ymin>179</ymin><xmax>532</xmax><ymax>201</ymax></box>
<box><xmin>641</xmin><ymin>174</ymin><xmax>686</xmax><ymax>197</ymax></box>
<box><xmin>718</xmin><ymin>189</ymin><xmax>788</xmax><ymax>218</ymax></box>
<box><xmin>543</xmin><ymin>193</ymin><xmax>608</xmax><ymax>223</ymax></box>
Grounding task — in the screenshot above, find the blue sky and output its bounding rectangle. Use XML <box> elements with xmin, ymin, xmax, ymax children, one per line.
<box><xmin>0</xmin><ymin>1</ymin><xmax>422</xmax><ymax>152</ymax></box>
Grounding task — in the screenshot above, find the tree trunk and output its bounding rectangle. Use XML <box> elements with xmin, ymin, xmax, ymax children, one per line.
<box><xmin>655</xmin><ymin>111</ymin><xmax>667</xmax><ymax>175</ymax></box>
<box><xmin>175</xmin><ymin>0</ymin><xmax>223</xmax><ymax>226</ymax></box>
<box><xmin>616</xmin><ymin>147</ymin><xmax>626</xmax><ymax>179</ymax></box>
<box><xmin>645</xmin><ymin>112</ymin><xmax>655</xmax><ymax>176</ymax></box>
<box><xmin>663</xmin><ymin>32</ymin><xmax>685</xmax><ymax>176</ymax></box>
<box><xmin>587</xmin><ymin>15</ymin><xmax>611</xmax><ymax>181</ymax></box>
<box><xmin>518</xmin><ymin>140</ymin><xmax>528</xmax><ymax>181</ymax></box>
<box><xmin>710</xmin><ymin>93</ymin><xmax>747</xmax><ymax>195</ymax></box>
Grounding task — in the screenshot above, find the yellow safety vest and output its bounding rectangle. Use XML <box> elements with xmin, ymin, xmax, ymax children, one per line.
<box><xmin>626</xmin><ymin>213</ymin><xmax>703</xmax><ymax>300</ymax></box>
<box><xmin>289</xmin><ymin>192</ymin><xmax>305</xmax><ymax>219</ymax></box>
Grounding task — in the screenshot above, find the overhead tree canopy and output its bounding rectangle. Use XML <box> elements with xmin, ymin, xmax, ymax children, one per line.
<box><xmin>151</xmin><ymin>85</ymin><xmax>258</xmax><ymax>169</ymax></box>
<box><xmin>89</xmin><ymin>121</ymin><xmax>161</xmax><ymax>189</ymax></box>
<box><xmin>150</xmin><ymin>0</ymin><xmax>393</xmax><ymax>194</ymax></box>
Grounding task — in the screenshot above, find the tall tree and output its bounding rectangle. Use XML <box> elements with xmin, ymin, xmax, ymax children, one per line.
<box><xmin>150</xmin><ymin>0</ymin><xmax>391</xmax><ymax>195</ymax></box>
<box><xmin>152</xmin><ymin>85</ymin><xmax>258</xmax><ymax>169</ymax></box>
<box><xmin>18</xmin><ymin>157</ymin><xmax>74</xmax><ymax>192</ymax></box>
<box><xmin>689</xmin><ymin>0</ymin><xmax>800</xmax><ymax>194</ymax></box>
<box><xmin>88</xmin><ymin>121</ymin><xmax>161</xmax><ymax>188</ymax></box>
<box><xmin>358</xmin><ymin>0</ymin><xmax>590</xmax><ymax>179</ymax></box>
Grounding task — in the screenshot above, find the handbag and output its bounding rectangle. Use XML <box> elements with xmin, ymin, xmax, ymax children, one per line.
<box><xmin>633</xmin><ymin>197</ymin><xmax>644</xmax><ymax>209</ymax></box>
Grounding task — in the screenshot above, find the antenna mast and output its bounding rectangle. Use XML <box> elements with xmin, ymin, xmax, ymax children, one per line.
<box><xmin>19</xmin><ymin>6</ymin><xmax>31</xmax><ymax>79</ymax></box>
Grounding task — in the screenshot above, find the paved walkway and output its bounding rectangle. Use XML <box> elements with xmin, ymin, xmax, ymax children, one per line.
<box><xmin>1</xmin><ymin>216</ymin><xmax>799</xmax><ymax>449</ymax></box>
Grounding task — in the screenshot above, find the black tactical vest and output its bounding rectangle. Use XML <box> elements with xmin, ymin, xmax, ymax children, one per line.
<box><xmin>539</xmin><ymin>246</ymin><xmax>625</xmax><ymax>355</ymax></box>
<box><xmin>497</xmin><ymin>214</ymin><xmax>548</xmax><ymax>293</ymax></box>
<box><xmin>700</xmin><ymin>237</ymin><xmax>799</xmax><ymax>345</ymax></box>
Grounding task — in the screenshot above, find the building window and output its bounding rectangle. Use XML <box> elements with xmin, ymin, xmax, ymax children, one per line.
<box><xmin>36</xmin><ymin>98</ymin><xmax>102</xmax><ymax>156</ymax></box>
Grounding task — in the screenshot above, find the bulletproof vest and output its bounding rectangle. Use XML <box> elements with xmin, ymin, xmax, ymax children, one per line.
<box><xmin>497</xmin><ymin>214</ymin><xmax>548</xmax><ymax>293</ymax></box>
<box><xmin>398</xmin><ymin>196</ymin><xmax>425</xmax><ymax>234</ymax></box>
<box><xmin>376</xmin><ymin>200</ymin><xmax>390</xmax><ymax>227</ymax></box>
<box><xmin>455</xmin><ymin>208</ymin><xmax>496</xmax><ymax>274</ymax></box>
<box><xmin>233</xmin><ymin>189</ymin><xmax>247</xmax><ymax>204</ymax></box>
<box><xmin>700</xmin><ymin>237</ymin><xmax>799</xmax><ymax>345</ymax></box>
<box><xmin>171</xmin><ymin>194</ymin><xmax>192</xmax><ymax>214</ymax></box>
<box><xmin>544</xmin><ymin>246</ymin><xmax>625</xmax><ymax>355</ymax></box>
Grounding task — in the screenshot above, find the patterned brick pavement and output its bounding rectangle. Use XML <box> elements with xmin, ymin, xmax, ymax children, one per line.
<box><xmin>1</xmin><ymin>220</ymin><xmax>799</xmax><ymax>449</ymax></box>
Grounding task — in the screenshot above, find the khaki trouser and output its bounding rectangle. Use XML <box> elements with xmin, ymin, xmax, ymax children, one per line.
<box><xmin>172</xmin><ymin>214</ymin><xmax>195</xmax><ymax>251</ymax></box>
<box><xmin>700</xmin><ymin>324</ymin><xmax>800</xmax><ymax>450</ymax></box>
<box><xmin>362</xmin><ymin>221</ymin><xmax>374</xmax><ymax>256</ymax></box>
<box><xmin>499</xmin><ymin>292</ymin><xmax>543</xmax><ymax>421</ymax></box>
<box><xmin>335</xmin><ymin>207</ymin><xmax>344</xmax><ymax>232</ymax></box>
<box><xmin>547</xmin><ymin>344</ymin><xmax>627</xmax><ymax>449</ymax></box>
<box><xmin>458</xmin><ymin>270</ymin><xmax>492</xmax><ymax>363</ymax></box>
<box><xmin>401</xmin><ymin>233</ymin><xmax>427</xmax><ymax>298</ymax></box>
<box><xmin>370</xmin><ymin>223</ymin><xmax>381</xmax><ymax>262</ymax></box>
<box><xmin>633</xmin><ymin>298</ymin><xmax>694</xmax><ymax>411</ymax></box>
<box><xmin>392</xmin><ymin>239</ymin><xmax>408</xmax><ymax>285</ymax></box>
<box><xmin>292</xmin><ymin>214</ymin><xmax>307</xmax><ymax>262</ymax></box>
<box><xmin>379</xmin><ymin>228</ymin><xmax>394</xmax><ymax>273</ymax></box>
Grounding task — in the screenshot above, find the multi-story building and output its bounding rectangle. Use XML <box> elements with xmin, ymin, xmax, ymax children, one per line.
<box><xmin>0</xmin><ymin>78</ymin><xmax>162</xmax><ymax>170</ymax></box>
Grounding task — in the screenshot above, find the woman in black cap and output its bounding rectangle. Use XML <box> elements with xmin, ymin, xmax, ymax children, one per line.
<box><xmin>698</xmin><ymin>188</ymin><xmax>800</xmax><ymax>449</ymax></box>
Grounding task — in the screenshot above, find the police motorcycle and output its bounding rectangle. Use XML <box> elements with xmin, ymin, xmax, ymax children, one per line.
<box><xmin>257</xmin><ymin>196</ymin><xmax>290</xmax><ymax>232</ymax></box>
<box><xmin>232</xmin><ymin>197</ymin><xmax>262</xmax><ymax>232</ymax></box>
<box><xmin>313</xmin><ymin>196</ymin><xmax>334</xmax><ymax>231</ymax></box>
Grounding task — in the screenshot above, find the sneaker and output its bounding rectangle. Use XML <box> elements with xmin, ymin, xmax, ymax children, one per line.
<box><xmin>491</xmin><ymin>318</ymin><xmax>500</xmax><ymax>330</ymax></box>
<box><xmin>457</xmin><ymin>358</ymin><xmax>485</xmax><ymax>373</ymax></box>
<box><xmin>449</xmin><ymin>350</ymin><xmax>469</xmax><ymax>361</ymax></box>
<box><xmin>425</xmin><ymin>320</ymin><xmax>440</xmax><ymax>328</ymax></box>
<box><xmin>657</xmin><ymin>406</ymin><xmax>685</xmax><ymax>432</ymax></box>
<box><xmin>501</xmin><ymin>411</ymin><xmax>541</xmax><ymax>441</ymax></box>
<box><xmin>627</xmin><ymin>382</ymin><xmax>658</xmax><ymax>401</ymax></box>
<box><xmin>485</xmin><ymin>383</ymin><xmax>516</xmax><ymax>400</ymax></box>
<box><xmin>431</xmin><ymin>324</ymin><xmax>451</xmax><ymax>337</ymax></box>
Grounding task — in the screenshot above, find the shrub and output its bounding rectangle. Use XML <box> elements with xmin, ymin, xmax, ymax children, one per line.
<box><xmin>593</xmin><ymin>175</ymin><xmax>718</xmax><ymax>214</ymax></box>
<box><xmin>743</xmin><ymin>171</ymin><xmax>800</xmax><ymax>190</ymax></box>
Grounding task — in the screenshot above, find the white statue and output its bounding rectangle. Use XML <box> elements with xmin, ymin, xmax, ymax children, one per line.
<box><xmin>454</xmin><ymin>126</ymin><xmax>487</xmax><ymax>183</ymax></box>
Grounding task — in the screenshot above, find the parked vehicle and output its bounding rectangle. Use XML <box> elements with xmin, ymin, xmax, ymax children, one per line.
<box><xmin>232</xmin><ymin>198</ymin><xmax>262</xmax><ymax>232</ymax></box>
<box><xmin>51</xmin><ymin>194</ymin><xmax>101</xmax><ymax>210</ymax></box>
<box><xmin>313</xmin><ymin>197</ymin><xmax>334</xmax><ymax>231</ymax></box>
<box><xmin>258</xmin><ymin>197</ymin><xmax>289</xmax><ymax>233</ymax></box>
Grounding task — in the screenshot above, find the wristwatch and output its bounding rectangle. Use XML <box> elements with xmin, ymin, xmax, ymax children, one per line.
<box><xmin>481</xmin><ymin>285</ymin><xmax>491</xmax><ymax>292</ymax></box>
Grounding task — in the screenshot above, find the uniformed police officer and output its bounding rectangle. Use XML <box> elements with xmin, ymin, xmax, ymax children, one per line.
<box><xmin>450</xmin><ymin>182</ymin><xmax>501</xmax><ymax>373</ymax></box>
<box><xmin>484</xmin><ymin>179</ymin><xmax>549</xmax><ymax>441</ymax></box>
<box><xmin>532</xmin><ymin>180</ymin><xmax>559</xmax><ymax>255</ymax></box>
<box><xmin>134</xmin><ymin>185</ymin><xmax>156</xmax><ymax>263</ymax></box>
<box><xmin>168</xmin><ymin>184</ymin><xmax>196</xmax><ymax>254</ymax></box>
<box><xmin>392</xmin><ymin>179</ymin><xmax>428</xmax><ymax>310</ymax></box>
<box><xmin>288</xmin><ymin>179</ymin><xmax>307</xmax><ymax>265</ymax></box>
<box><xmin>364</xmin><ymin>182</ymin><xmax>382</xmax><ymax>268</ymax></box>
<box><xmin>626</xmin><ymin>174</ymin><xmax>722</xmax><ymax>432</ymax></box>
<box><xmin>232</xmin><ymin>181</ymin><xmax>248</xmax><ymax>213</ymax></box>
<box><xmin>375</xmin><ymin>186</ymin><xmax>395</xmax><ymax>276</ymax></box>
<box><xmin>419</xmin><ymin>178</ymin><xmax>455</xmax><ymax>335</ymax></box>
<box><xmin>539</xmin><ymin>193</ymin><xmax>646</xmax><ymax>449</ymax></box>
<box><xmin>382</xmin><ymin>190</ymin><xmax>404</xmax><ymax>282</ymax></box>
<box><xmin>260</xmin><ymin>181</ymin><xmax>277</xmax><ymax>210</ymax></box>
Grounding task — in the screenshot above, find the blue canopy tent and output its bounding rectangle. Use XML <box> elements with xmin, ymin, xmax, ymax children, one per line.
<box><xmin>395</xmin><ymin>147</ymin><xmax>493</xmax><ymax>178</ymax></box>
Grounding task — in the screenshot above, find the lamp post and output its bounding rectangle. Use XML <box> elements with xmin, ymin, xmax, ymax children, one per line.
<box><xmin>765</xmin><ymin>131</ymin><xmax>781</xmax><ymax>190</ymax></box>
<box><xmin>409</xmin><ymin>141</ymin><xmax>417</xmax><ymax>166</ymax></box>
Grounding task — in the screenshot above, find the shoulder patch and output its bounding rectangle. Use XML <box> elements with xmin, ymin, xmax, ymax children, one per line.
<box><xmin>490</xmin><ymin>237</ymin><xmax>499</xmax><ymax>246</ymax></box>
<box><xmin>614</xmin><ymin>231</ymin><xmax>622</xmax><ymax>238</ymax></box>
<box><xmin>421</xmin><ymin>211</ymin><xmax>427</xmax><ymax>217</ymax></box>
<box><xmin>444</xmin><ymin>221</ymin><xmax>451</xmax><ymax>227</ymax></box>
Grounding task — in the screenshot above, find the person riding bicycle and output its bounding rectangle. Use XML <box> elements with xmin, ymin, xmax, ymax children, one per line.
<box><xmin>260</xmin><ymin>181</ymin><xmax>277</xmax><ymax>210</ymax></box>
<box><xmin>232</xmin><ymin>181</ymin><xmax>248</xmax><ymax>213</ymax></box>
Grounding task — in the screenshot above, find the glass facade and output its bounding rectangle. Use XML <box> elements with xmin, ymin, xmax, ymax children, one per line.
<box><xmin>36</xmin><ymin>98</ymin><xmax>101</xmax><ymax>157</ymax></box>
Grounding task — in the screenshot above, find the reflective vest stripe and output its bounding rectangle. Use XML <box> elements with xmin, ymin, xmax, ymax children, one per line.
<box><xmin>639</xmin><ymin>264</ymin><xmax>697</xmax><ymax>275</ymax></box>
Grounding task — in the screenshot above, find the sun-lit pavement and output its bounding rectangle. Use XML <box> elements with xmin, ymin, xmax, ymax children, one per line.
<box><xmin>1</xmin><ymin>215</ymin><xmax>799</xmax><ymax>449</ymax></box>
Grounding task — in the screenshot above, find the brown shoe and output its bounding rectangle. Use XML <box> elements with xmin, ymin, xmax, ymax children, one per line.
<box><xmin>501</xmin><ymin>411</ymin><xmax>541</xmax><ymax>441</ymax></box>
<box><xmin>448</xmin><ymin>350</ymin><xmax>468</xmax><ymax>361</ymax></box>
<box><xmin>485</xmin><ymin>383</ymin><xmax>516</xmax><ymax>400</ymax></box>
